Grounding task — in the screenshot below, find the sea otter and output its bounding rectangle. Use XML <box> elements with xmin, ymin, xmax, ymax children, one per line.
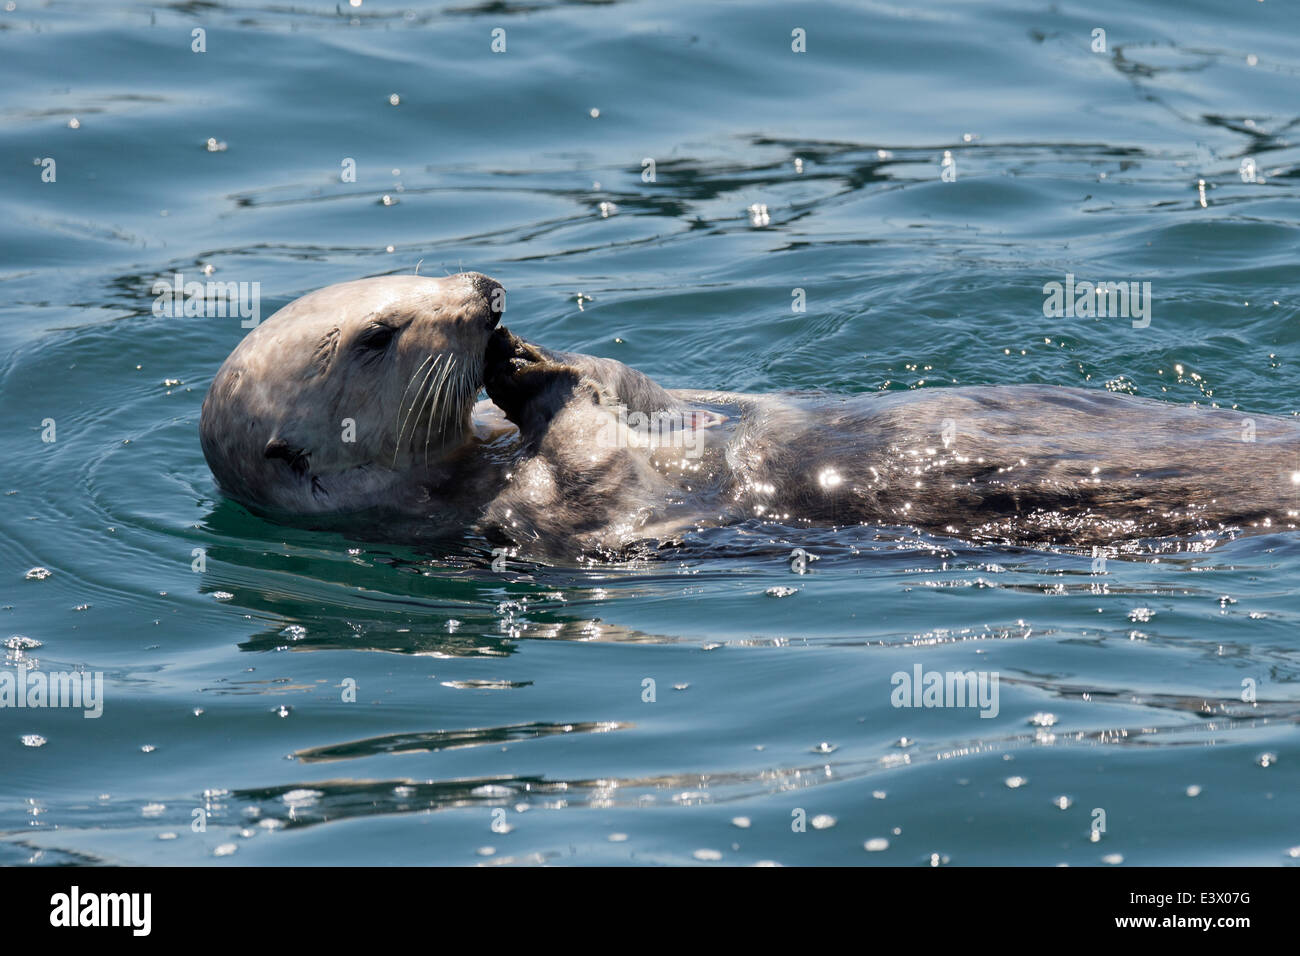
<box><xmin>199</xmin><ymin>274</ymin><xmax>1300</xmax><ymax>557</ymax></box>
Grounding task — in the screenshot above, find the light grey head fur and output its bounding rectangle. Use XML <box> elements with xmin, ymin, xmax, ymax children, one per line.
<box><xmin>200</xmin><ymin>272</ymin><xmax>503</xmax><ymax>515</ymax></box>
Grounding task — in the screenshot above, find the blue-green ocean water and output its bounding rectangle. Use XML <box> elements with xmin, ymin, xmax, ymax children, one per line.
<box><xmin>2</xmin><ymin>0</ymin><xmax>1298</xmax><ymax>866</ymax></box>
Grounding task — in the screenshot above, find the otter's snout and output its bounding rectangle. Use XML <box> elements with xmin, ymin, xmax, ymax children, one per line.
<box><xmin>456</xmin><ymin>272</ymin><xmax>505</xmax><ymax>330</ymax></box>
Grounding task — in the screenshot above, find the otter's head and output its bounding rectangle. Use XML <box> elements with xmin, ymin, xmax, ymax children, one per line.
<box><xmin>199</xmin><ymin>272</ymin><xmax>504</xmax><ymax>515</ymax></box>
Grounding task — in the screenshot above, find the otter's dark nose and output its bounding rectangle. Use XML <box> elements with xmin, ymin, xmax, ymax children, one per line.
<box><xmin>463</xmin><ymin>272</ymin><xmax>505</xmax><ymax>329</ymax></box>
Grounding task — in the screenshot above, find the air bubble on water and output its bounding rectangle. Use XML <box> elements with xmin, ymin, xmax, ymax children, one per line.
<box><xmin>1028</xmin><ymin>712</ymin><xmax>1057</xmax><ymax>727</ymax></box>
<box><xmin>204</xmin><ymin>137</ymin><xmax>227</xmax><ymax>152</ymax></box>
<box><xmin>212</xmin><ymin>591</ymin><xmax>234</xmax><ymax>601</ymax></box>
<box><xmin>765</xmin><ymin>586</ymin><xmax>798</xmax><ymax>597</ymax></box>
<box><xmin>928</xmin><ymin>852</ymin><xmax>950</xmax><ymax>866</ymax></box>
<box><xmin>5</xmin><ymin>636</ymin><xmax>41</xmax><ymax>650</ymax></box>
<box><xmin>598</xmin><ymin>201</ymin><xmax>618</xmax><ymax>218</ymax></box>
<box><xmin>864</xmin><ymin>838</ymin><xmax>889</xmax><ymax>852</ymax></box>
<box><xmin>873</xmin><ymin>790</ymin><xmax>886</xmax><ymax>800</ymax></box>
<box><xmin>68</xmin><ymin>117</ymin><xmax>81</xmax><ymax>129</ymax></box>
<box><xmin>811</xmin><ymin>741</ymin><xmax>837</xmax><ymax>754</ymax></box>
<box><xmin>1256</xmin><ymin>752</ymin><xmax>1278</xmax><ymax>768</ymax></box>
<box><xmin>748</xmin><ymin>203</ymin><xmax>771</xmax><ymax>227</ymax></box>
<box><xmin>24</xmin><ymin>568</ymin><xmax>51</xmax><ymax>581</ymax></box>
<box><xmin>20</xmin><ymin>734</ymin><xmax>46</xmax><ymax>747</ymax></box>
<box><xmin>140</xmin><ymin>744</ymin><xmax>156</xmax><ymax>753</ymax></box>
<box><xmin>272</xmin><ymin>705</ymin><xmax>292</xmax><ymax>718</ymax></box>
<box><xmin>446</xmin><ymin>619</ymin><xmax>462</xmax><ymax>632</ymax></box>
<box><xmin>1102</xmin><ymin>853</ymin><xmax>1123</xmax><ymax>865</ymax></box>
<box><xmin>692</xmin><ymin>848</ymin><xmax>722</xmax><ymax>861</ymax></box>
<box><xmin>731</xmin><ymin>816</ymin><xmax>751</xmax><ymax>829</ymax></box>
<box><xmin>608</xmin><ymin>832</ymin><xmax>628</xmax><ymax>842</ymax></box>
<box><xmin>193</xmin><ymin>708</ymin><xmax>204</xmax><ymax>717</ymax></box>
<box><xmin>793</xmin><ymin>157</ymin><xmax>803</xmax><ymax>173</ymax></box>
<box><xmin>389</xmin><ymin>93</ymin><xmax>400</xmax><ymax>106</ymax></box>
<box><xmin>380</xmin><ymin>194</ymin><xmax>397</xmax><ymax>206</ymax></box>
<box><xmin>476</xmin><ymin>846</ymin><xmax>495</xmax><ymax>856</ymax></box>
<box><xmin>258</xmin><ymin>818</ymin><xmax>285</xmax><ymax>830</ymax></box>
<box><xmin>1005</xmin><ymin>776</ymin><xmax>1028</xmax><ymax>789</ymax></box>
<box><xmin>142</xmin><ymin>803</ymin><xmax>166</xmax><ymax>817</ymax></box>
<box><xmin>811</xmin><ymin>814</ymin><xmax>836</xmax><ymax>830</ymax></box>
<box><xmin>589</xmin><ymin>107</ymin><xmax>600</xmax><ymax>118</ymax></box>
<box><xmin>158</xmin><ymin>832</ymin><xmax>177</xmax><ymax>840</ymax></box>
<box><xmin>1186</xmin><ymin>785</ymin><xmax>1202</xmax><ymax>797</ymax></box>
<box><xmin>1053</xmin><ymin>795</ymin><xmax>1073</xmax><ymax>810</ymax></box>
<box><xmin>895</xmin><ymin>737</ymin><xmax>913</xmax><ymax>748</ymax></box>
<box><xmin>1128</xmin><ymin>607</ymin><xmax>1154</xmax><ymax>622</ymax></box>
<box><xmin>673</xmin><ymin>683</ymin><xmax>689</xmax><ymax>691</ymax></box>
<box><xmin>471</xmin><ymin>784</ymin><xmax>513</xmax><ymax>798</ymax></box>
<box><xmin>214</xmin><ymin>843</ymin><xmax>238</xmax><ymax>857</ymax></box>
<box><xmin>281</xmin><ymin>625</ymin><xmax>306</xmax><ymax>640</ymax></box>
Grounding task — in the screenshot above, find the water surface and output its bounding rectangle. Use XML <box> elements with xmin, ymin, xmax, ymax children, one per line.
<box><xmin>2</xmin><ymin>0</ymin><xmax>1298</xmax><ymax>865</ymax></box>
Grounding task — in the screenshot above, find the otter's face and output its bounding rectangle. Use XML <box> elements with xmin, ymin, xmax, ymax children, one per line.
<box><xmin>200</xmin><ymin>272</ymin><xmax>504</xmax><ymax>514</ymax></box>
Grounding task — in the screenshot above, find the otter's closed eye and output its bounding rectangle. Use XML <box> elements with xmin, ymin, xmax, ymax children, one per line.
<box><xmin>354</xmin><ymin>321</ymin><xmax>399</xmax><ymax>353</ymax></box>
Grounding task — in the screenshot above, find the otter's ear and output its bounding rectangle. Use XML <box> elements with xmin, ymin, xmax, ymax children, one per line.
<box><xmin>264</xmin><ymin>437</ymin><xmax>311</xmax><ymax>477</ymax></box>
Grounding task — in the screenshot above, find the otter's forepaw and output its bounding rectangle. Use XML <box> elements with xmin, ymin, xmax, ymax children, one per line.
<box><xmin>484</xmin><ymin>327</ymin><xmax>587</xmax><ymax>430</ymax></box>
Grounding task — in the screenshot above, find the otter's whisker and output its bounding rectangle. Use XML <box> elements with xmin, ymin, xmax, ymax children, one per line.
<box><xmin>408</xmin><ymin>362</ymin><xmax>441</xmax><ymax>448</ymax></box>
<box><xmin>451</xmin><ymin>361</ymin><xmax>473</xmax><ymax>433</ymax></box>
<box><xmin>424</xmin><ymin>354</ymin><xmax>457</xmax><ymax>466</ymax></box>
<box><xmin>393</xmin><ymin>355</ymin><xmax>436</xmax><ymax>465</ymax></box>
<box><xmin>411</xmin><ymin>353</ymin><xmax>450</xmax><ymax>468</ymax></box>
<box><xmin>441</xmin><ymin>358</ymin><xmax>467</xmax><ymax>452</ymax></box>
<box><xmin>393</xmin><ymin>354</ymin><xmax>440</xmax><ymax>466</ymax></box>
<box><xmin>390</xmin><ymin>355</ymin><xmax>431</xmax><ymax>465</ymax></box>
